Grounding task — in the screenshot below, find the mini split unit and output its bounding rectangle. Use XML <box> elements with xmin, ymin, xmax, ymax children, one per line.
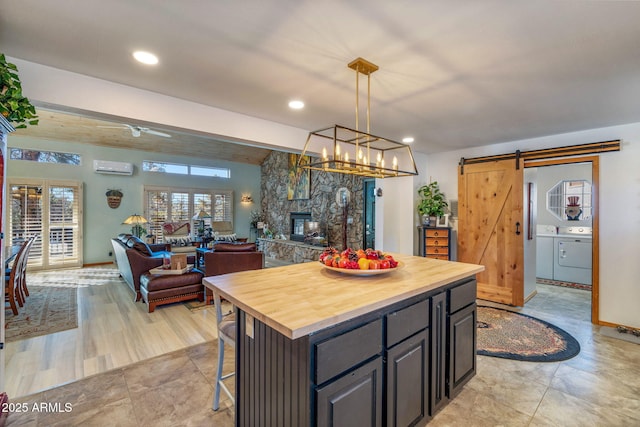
<box><xmin>93</xmin><ymin>160</ymin><xmax>134</xmax><ymax>175</ymax></box>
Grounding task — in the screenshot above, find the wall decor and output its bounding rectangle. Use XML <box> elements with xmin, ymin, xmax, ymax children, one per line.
<box><xmin>105</xmin><ymin>189</ymin><xmax>123</xmax><ymax>209</ymax></box>
<box><xmin>287</xmin><ymin>153</ymin><xmax>310</xmax><ymax>200</ymax></box>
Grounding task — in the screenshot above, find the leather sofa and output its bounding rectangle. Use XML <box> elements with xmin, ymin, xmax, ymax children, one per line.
<box><xmin>203</xmin><ymin>242</ymin><xmax>264</xmax><ymax>303</ymax></box>
<box><xmin>162</xmin><ymin>221</ymin><xmax>197</xmax><ymax>256</ymax></box>
<box><xmin>111</xmin><ymin>233</ymin><xmax>172</xmax><ymax>301</ymax></box>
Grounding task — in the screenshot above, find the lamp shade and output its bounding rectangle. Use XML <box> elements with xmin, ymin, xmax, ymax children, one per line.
<box><xmin>192</xmin><ymin>209</ymin><xmax>211</xmax><ymax>220</ymax></box>
<box><xmin>122</xmin><ymin>214</ymin><xmax>148</xmax><ymax>225</ymax></box>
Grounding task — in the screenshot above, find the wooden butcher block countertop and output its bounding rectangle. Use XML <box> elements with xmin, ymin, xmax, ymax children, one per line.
<box><xmin>203</xmin><ymin>254</ymin><xmax>484</xmax><ymax>339</ymax></box>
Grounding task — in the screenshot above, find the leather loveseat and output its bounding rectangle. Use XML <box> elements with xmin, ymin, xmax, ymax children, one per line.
<box><xmin>111</xmin><ymin>233</ymin><xmax>173</xmax><ymax>301</ymax></box>
<box><xmin>203</xmin><ymin>242</ymin><xmax>264</xmax><ymax>303</ymax></box>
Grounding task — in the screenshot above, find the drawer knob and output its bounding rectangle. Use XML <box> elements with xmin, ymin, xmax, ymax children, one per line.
<box><xmin>434</xmin><ymin>232</ymin><xmax>439</xmax><ymax>236</ymax></box>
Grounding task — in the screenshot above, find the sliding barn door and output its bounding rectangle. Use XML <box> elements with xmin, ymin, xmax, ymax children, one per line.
<box><xmin>458</xmin><ymin>159</ymin><xmax>524</xmax><ymax>306</ymax></box>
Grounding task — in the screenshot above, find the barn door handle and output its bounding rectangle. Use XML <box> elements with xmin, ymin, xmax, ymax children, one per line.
<box><xmin>515</xmin><ymin>222</ymin><xmax>521</xmax><ymax>235</ymax></box>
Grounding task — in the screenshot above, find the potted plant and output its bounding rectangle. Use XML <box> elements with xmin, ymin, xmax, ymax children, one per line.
<box><xmin>131</xmin><ymin>224</ymin><xmax>147</xmax><ymax>238</ymax></box>
<box><xmin>0</xmin><ymin>53</ymin><xmax>38</xmax><ymax>128</ymax></box>
<box><xmin>250</xmin><ymin>210</ymin><xmax>265</xmax><ymax>229</ymax></box>
<box><xmin>417</xmin><ymin>181</ymin><xmax>448</xmax><ymax>226</ymax></box>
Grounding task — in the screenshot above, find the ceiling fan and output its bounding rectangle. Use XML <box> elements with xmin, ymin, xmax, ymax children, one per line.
<box><xmin>98</xmin><ymin>124</ymin><xmax>171</xmax><ymax>138</ymax></box>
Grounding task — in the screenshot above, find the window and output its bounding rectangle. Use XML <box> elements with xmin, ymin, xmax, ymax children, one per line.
<box><xmin>212</xmin><ymin>193</ymin><xmax>232</xmax><ymax>222</ymax></box>
<box><xmin>142</xmin><ymin>161</ymin><xmax>229</xmax><ymax>178</ymax></box>
<box><xmin>546</xmin><ymin>179</ymin><xmax>592</xmax><ymax>221</ymax></box>
<box><xmin>8</xmin><ymin>179</ymin><xmax>83</xmax><ymax>269</ymax></box>
<box><xmin>10</xmin><ymin>147</ymin><xmax>81</xmax><ymax>165</ymax></box>
<box><xmin>144</xmin><ymin>186</ymin><xmax>233</xmax><ymax>242</ymax></box>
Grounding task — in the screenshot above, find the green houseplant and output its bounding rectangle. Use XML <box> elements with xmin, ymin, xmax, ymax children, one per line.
<box><xmin>0</xmin><ymin>53</ymin><xmax>38</xmax><ymax>128</ymax></box>
<box><xmin>417</xmin><ymin>181</ymin><xmax>448</xmax><ymax>225</ymax></box>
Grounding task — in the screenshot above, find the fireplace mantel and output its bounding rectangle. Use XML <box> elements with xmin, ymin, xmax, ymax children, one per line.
<box><xmin>257</xmin><ymin>238</ymin><xmax>326</xmax><ymax>264</ymax></box>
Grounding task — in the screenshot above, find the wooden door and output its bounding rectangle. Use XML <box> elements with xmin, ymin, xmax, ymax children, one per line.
<box><xmin>458</xmin><ymin>159</ymin><xmax>524</xmax><ymax>306</ymax></box>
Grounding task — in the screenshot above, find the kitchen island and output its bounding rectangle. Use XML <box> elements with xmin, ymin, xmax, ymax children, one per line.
<box><xmin>203</xmin><ymin>254</ymin><xmax>484</xmax><ymax>426</ymax></box>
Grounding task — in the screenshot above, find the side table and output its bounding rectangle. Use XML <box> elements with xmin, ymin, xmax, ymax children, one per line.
<box><xmin>195</xmin><ymin>247</ymin><xmax>211</xmax><ymax>271</ymax></box>
<box><xmin>418</xmin><ymin>226</ymin><xmax>451</xmax><ymax>260</ymax></box>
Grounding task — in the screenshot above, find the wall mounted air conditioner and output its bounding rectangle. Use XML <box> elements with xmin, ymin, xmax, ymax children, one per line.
<box><xmin>93</xmin><ymin>160</ymin><xmax>134</xmax><ymax>175</ymax></box>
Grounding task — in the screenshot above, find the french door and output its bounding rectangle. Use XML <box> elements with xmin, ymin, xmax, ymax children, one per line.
<box><xmin>7</xmin><ymin>179</ymin><xmax>83</xmax><ymax>269</ymax></box>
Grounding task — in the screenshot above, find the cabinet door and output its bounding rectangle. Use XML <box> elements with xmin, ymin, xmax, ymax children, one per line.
<box><xmin>386</xmin><ymin>330</ymin><xmax>429</xmax><ymax>427</ymax></box>
<box><xmin>430</xmin><ymin>292</ymin><xmax>448</xmax><ymax>415</ymax></box>
<box><xmin>316</xmin><ymin>357</ymin><xmax>383</xmax><ymax>427</ymax></box>
<box><xmin>448</xmin><ymin>303</ymin><xmax>477</xmax><ymax>397</ymax></box>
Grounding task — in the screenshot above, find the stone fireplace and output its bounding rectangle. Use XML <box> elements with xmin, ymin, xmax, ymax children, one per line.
<box><xmin>290</xmin><ymin>212</ymin><xmax>311</xmax><ymax>241</ymax></box>
<box><xmin>260</xmin><ymin>151</ymin><xmax>365</xmax><ymax>250</ymax></box>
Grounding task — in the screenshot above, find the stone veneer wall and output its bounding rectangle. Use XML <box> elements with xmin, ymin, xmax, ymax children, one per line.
<box><xmin>260</xmin><ymin>151</ymin><xmax>365</xmax><ymax>251</ymax></box>
<box><xmin>257</xmin><ymin>238</ymin><xmax>326</xmax><ymax>263</ymax></box>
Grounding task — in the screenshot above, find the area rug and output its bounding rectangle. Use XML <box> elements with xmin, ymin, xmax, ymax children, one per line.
<box><xmin>5</xmin><ymin>285</ymin><xmax>78</xmax><ymax>342</ymax></box>
<box><xmin>536</xmin><ymin>277</ymin><xmax>591</xmax><ymax>291</ymax></box>
<box><xmin>477</xmin><ymin>306</ymin><xmax>580</xmax><ymax>362</ymax></box>
<box><xmin>5</xmin><ymin>267</ymin><xmax>119</xmax><ymax>342</ymax></box>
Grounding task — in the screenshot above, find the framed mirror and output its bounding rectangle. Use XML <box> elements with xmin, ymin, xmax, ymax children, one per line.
<box><xmin>546</xmin><ymin>179</ymin><xmax>591</xmax><ymax>221</ymax></box>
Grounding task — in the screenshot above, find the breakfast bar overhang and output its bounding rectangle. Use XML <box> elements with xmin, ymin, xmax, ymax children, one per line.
<box><xmin>204</xmin><ymin>254</ymin><xmax>484</xmax><ymax>426</ymax></box>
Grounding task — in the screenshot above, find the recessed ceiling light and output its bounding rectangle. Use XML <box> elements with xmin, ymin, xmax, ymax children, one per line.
<box><xmin>133</xmin><ymin>51</ymin><xmax>159</xmax><ymax>65</ymax></box>
<box><xmin>402</xmin><ymin>136</ymin><xmax>414</xmax><ymax>144</ymax></box>
<box><xmin>288</xmin><ymin>100</ymin><xmax>305</xmax><ymax>110</ymax></box>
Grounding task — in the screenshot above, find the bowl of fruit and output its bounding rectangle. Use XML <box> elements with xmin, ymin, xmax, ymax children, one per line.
<box><xmin>318</xmin><ymin>247</ymin><xmax>401</xmax><ymax>276</ymax></box>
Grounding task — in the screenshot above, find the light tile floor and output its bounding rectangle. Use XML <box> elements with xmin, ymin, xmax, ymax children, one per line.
<box><xmin>6</xmin><ymin>283</ymin><xmax>640</xmax><ymax>426</ymax></box>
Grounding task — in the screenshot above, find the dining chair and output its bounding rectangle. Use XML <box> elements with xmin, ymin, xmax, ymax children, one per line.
<box><xmin>9</xmin><ymin>235</ymin><xmax>36</xmax><ymax>307</ymax></box>
<box><xmin>18</xmin><ymin>235</ymin><xmax>38</xmax><ymax>299</ymax></box>
<box><xmin>5</xmin><ymin>239</ymin><xmax>29</xmax><ymax>315</ymax></box>
<box><xmin>212</xmin><ymin>289</ymin><xmax>235</xmax><ymax>411</ymax></box>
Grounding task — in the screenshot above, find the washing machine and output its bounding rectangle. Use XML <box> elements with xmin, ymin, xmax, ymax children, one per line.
<box><xmin>553</xmin><ymin>226</ymin><xmax>592</xmax><ymax>285</ymax></box>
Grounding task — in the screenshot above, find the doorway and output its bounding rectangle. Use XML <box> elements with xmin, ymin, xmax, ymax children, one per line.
<box><xmin>458</xmin><ymin>145</ymin><xmax>606</xmax><ymax>325</ymax></box>
<box><xmin>525</xmin><ymin>156</ymin><xmax>599</xmax><ymax>323</ymax></box>
<box><xmin>363</xmin><ymin>179</ymin><xmax>376</xmax><ymax>249</ymax></box>
<box><xmin>7</xmin><ymin>179</ymin><xmax>83</xmax><ymax>269</ymax></box>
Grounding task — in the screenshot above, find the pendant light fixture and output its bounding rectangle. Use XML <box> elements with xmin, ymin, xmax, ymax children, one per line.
<box><xmin>298</xmin><ymin>58</ymin><xmax>418</xmax><ymax>178</ymax></box>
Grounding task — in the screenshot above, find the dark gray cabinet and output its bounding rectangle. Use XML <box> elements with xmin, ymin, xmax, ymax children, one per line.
<box><xmin>236</xmin><ymin>277</ymin><xmax>477</xmax><ymax>427</ymax></box>
<box><xmin>386</xmin><ymin>329</ymin><xmax>429</xmax><ymax>427</ymax></box>
<box><xmin>448</xmin><ymin>303</ymin><xmax>476</xmax><ymax>396</ymax></box>
<box><xmin>430</xmin><ymin>292</ymin><xmax>448</xmax><ymax>415</ymax></box>
<box><xmin>317</xmin><ymin>357</ymin><xmax>383</xmax><ymax>427</ymax></box>
<box><xmin>447</xmin><ymin>279</ymin><xmax>477</xmax><ymax>398</ymax></box>
<box><xmin>385</xmin><ymin>299</ymin><xmax>431</xmax><ymax>426</ymax></box>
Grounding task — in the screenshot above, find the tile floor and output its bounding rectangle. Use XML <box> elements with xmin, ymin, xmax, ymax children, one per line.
<box><xmin>6</xmin><ymin>283</ymin><xmax>640</xmax><ymax>426</ymax></box>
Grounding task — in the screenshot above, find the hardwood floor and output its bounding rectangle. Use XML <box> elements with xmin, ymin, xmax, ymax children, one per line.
<box><xmin>4</xmin><ymin>268</ymin><xmax>640</xmax><ymax>426</ymax></box>
<box><xmin>4</xmin><ymin>266</ymin><xmax>217</xmax><ymax>398</ymax></box>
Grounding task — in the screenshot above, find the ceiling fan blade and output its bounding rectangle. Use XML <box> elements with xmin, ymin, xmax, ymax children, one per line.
<box><xmin>97</xmin><ymin>124</ymin><xmax>170</xmax><ymax>138</ymax></box>
<box><xmin>142</xmin><ymin>128</ymin><xmax>172</xmax><ymax>138</ymax></box>
<box><xmin>96</xmin><ymin>125</ymin><xmax>127</xmax><ymax>129</ymax></box>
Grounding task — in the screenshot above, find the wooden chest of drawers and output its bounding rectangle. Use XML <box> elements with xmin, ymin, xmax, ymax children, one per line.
<box><xmin>419</xmin><ymin>226</ymin><xmax>451</xmax><ymax>260</ymax></box>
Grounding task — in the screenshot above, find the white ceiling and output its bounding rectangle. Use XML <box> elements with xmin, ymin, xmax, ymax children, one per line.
<box><xmin>2</xmin><ymin>0</ymin><xmax>640</xmax><ymax>155</ymax></box>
